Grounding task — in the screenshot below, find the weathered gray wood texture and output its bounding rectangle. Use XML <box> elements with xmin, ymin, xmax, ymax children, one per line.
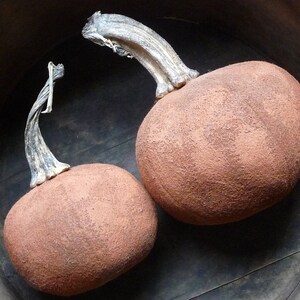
<box><xmin>0</xmin><ymin>16</ymin><xmax>299</xmax><ymax>300</ymax></box>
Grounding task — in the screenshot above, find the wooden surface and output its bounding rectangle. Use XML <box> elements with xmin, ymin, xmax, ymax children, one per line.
<box><xmin>0</xmin><ymin>19</ymin><xmax>300</xmax><ymax>300</ymax></box>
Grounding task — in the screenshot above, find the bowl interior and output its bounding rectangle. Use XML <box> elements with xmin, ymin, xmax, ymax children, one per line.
<box><xmin>0</xmin><ymin>4</ymin><xmax>300</xmax><ymax>300</ymax></box>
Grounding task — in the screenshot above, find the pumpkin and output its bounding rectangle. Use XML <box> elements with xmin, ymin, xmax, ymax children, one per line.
<box><xmin>4</xmin><ymin>62</ymin><xmax>157</xmax><ymax>296</ymax></box>
<box><xmin>83</xmin><ymin>12</ymin><xmax>300</xmax><ymax>225</ymax></box>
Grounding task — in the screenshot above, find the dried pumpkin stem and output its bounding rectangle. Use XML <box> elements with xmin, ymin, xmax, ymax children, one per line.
<box><xmin>82</xmin><ymin>12</ymin><xmax>199</xmax><ymax>99</ymax></box>
<box><xmin>25</xmin><ymin>62</ymin><xmax>70</xmax><ymax>188</ymax></box>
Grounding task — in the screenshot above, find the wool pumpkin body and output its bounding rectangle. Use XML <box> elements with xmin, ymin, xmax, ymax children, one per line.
<box><xmin>4</xmin><ymin>163</ymin><xmax>157</xmax><ymax>296</ymax></box>
<box><xmin>136</xmin><ymin>61</ymin><xmax>300</xmax><ymax>225</ymax></box>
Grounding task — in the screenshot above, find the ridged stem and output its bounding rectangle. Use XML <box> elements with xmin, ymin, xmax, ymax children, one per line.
<box><xmin>25</xmin><ymin>62</ymin><xmax>70</xmax><ymax>188</ymax></box>
<box><xmin>82</xmin><ymin>12</ymin><xmax>199</xmax><ymax>99</ymax></box>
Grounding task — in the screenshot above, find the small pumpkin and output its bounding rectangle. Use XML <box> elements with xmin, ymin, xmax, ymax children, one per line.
<box><xmin>4</xmin><ymin>62</ymin><xmax>157</xmax><ymax>296</ymax></box>
<box><xmin>83</xmin><ymin>12</ymin><xmax>300</xmax><ymax>225</ymax></box>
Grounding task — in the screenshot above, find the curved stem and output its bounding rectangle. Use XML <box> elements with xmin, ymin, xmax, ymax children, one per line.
<box><xmin>25</xmin><ymin>62</ymin><xmax>70</xmax><ymax>188</ymax></box>
<box><xmin>82</xmin><ymin>12</ymin><xmax>199</xmax><ymax>99</ymax></box>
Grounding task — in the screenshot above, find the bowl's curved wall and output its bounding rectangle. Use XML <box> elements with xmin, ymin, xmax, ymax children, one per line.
<box><xmin>0</xmin><ymin>1</ymin><xmax>299</xmax><ymax>299</ymax></box>
<box><xmin>0</xmin><ymin>0</ymin><xmax>299</xmax><ymax>111</ymax></box>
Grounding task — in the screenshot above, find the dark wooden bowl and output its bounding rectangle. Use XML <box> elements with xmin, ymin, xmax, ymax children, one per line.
<box><xmin>0</xmin><ymin>1</ymin><xmax>299</xmax><ymax>299</ymax></box>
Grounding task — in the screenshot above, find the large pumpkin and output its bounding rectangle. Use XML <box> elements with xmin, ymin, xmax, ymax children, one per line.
<box><xmin>83</xmin><ymin>13</ymin><xmax>300</xmax><ymax>225</ymax></box>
